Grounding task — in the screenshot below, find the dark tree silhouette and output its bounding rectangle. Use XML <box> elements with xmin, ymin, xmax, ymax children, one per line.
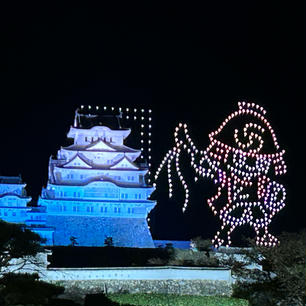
<box><xmin>0</xmin><ymin>220</ymin><xmax>44</xmax><ymax>273</ymax></box>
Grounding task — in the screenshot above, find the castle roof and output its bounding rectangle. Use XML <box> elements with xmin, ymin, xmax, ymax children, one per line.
<box><xmin>0</xmin><ymin>193</ymin><xmax>31</xmax><ymax>200</ymax></box>
<box><xmin>47</xmin><ymin>176</ymin><xmax>153</xmax><ymax>189</ymax></box>
<box><xmin>0</xmin><ymin>176</ymin><xmax>24</xmax><ymax>184</ymax></box>
<box><xmin>63</xmin><ymin>139</ymin><xmax>139</xmax><ymax>153</ymax></box>
<box><xmin>67</xmin><ymin>126</ymin><xmax>131</xmax><ymax>140</ymax></box>
<box><xmin>110</xmin><ymin>155</ymin><xmax>139</xmax><ymax>170</ymax></box>
<box><xmin>74</xmin><ymin>112</ymin><xmax>125</xmax><ymax>130</ymax></box>
<box><xmin>56</xmin><ymin>164</ymin><xmax>146</xmax><ymax>172</ymax></box>
<box><xmin>62</xmin><ymin>154</ymin><xmax>93</xmax><ymax>168</ymax></box>
<box><xmin>59</xmin><ymin>153</ymin><xmax>144</xmax><ymax>171</ymax></box>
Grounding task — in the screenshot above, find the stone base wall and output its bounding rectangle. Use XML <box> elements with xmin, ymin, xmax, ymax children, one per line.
<box><xmin>43</xmin><ymin>267</ymin><xmax>233</xmax><ymax>300</ymax></box>
<box><xmin>47</xmin><ymin>215</ymin><xmax>154</xmax><ymax>247</ymax></box>
<box><xmin>52</xmin><ymin>279</ymin><xmax>233</xmax><ymax>300</ymax></box>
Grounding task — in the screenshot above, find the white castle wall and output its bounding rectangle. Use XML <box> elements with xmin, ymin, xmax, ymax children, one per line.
<box><xmin>0</xmin><ymin>252</ymin><xmax>234</xmax><ymax>297</ymax></box>
<box><xmin>0</xmin><ymin>252</ymin><xmax>232</xmax><ymax>282</ymax></box>
<box><xmin>42</xmin><ymin>266</ymin><xmax>232</xmax><ymax>282</ymax></box>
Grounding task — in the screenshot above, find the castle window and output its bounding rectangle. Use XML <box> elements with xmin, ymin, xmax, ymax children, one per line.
<box><xmin>73</xmin><ymin>206</ymin><xmax>77</xmax><ymax>212</ymax></box>
<box><xmin>12</xmin><ymin>212</ymin><xmax>16</xmax><ymax>216</ymax></box>
<box><xmin>87</xmin><ymin>207</ymin><xmax>90</xmax><ymax>212</ymax></box>
<box><xmin>101</xmin><ymin>207</ymin><xmax>107</xmax><ymax>213</ymax></box>
<box><xmin>114</xmin><ymin>207</ymin><xmax>117</xmax><ymax>213</ymax></box>
<box><xmin>119</xmin><ymin>192</ymin><xmax>128</xmax><ymax>199</ymax></box>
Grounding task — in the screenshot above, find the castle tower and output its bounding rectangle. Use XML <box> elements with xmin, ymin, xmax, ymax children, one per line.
<box><xmin>0</xmin><ymin>176</ymin><xmax>54</xmax><ymax>245</ymax></box>
<box><xmin>38</xmin><ymin>109</ymin><xmax>156</xmax><ymax>247</ymax></box>
<box><xmin>0</xmin><ymin>176</ymin><xmax>31</xmax><ymax>224</ymax></box>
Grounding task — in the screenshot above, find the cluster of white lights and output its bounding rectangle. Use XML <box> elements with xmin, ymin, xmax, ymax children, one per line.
<box><xmin>154</xmin><ymin>102</ymin><xmax>287</xmax><ymax>248</ymax></box>
<box><xmin>153</xmin><ymin>123</ymin><xmax>205</xmax><ymax>212</ymax></box>
<box><xmin>121</xmin><ymin>107</ymin><xmax>153</xmax><ymax>183</ymax></box>
<box><xmin>120</xmin><ymin>107</ymin><xmax>153</xmax><ymax>227</ymax></box>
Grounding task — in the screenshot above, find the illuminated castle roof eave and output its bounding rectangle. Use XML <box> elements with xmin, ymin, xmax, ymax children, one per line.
<box><xmin>62</xmin><ymin>143</ymin><xmax>140</xmax><ymax>153</ymax></box>
<box><xmin>44</xmin><ymin>178</ymin><xmax>154</xmax><ymax>188</ymax></box>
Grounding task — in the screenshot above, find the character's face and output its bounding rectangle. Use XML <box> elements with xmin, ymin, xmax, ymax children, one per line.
<box><xmin>226</xmin><ymin>151</ymin><xmax>271</xmax><ymax>179</ymax></box>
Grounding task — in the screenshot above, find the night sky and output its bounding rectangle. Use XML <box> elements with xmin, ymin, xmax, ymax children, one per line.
<box><xmin>0</xmin><ymin>2</ymin><xmax>305</xmax><ymax>243</ymax></box>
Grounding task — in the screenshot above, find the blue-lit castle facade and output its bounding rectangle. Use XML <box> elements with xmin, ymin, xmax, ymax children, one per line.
<box><xmin>0</xmin><ymin>111</ymin><xmax>156</xmax><ymax>247</ymax></box>
<box><xmin>0</xmin><ymin>176</ymin><xmax>54</xmax><ymax>245</ymax></box>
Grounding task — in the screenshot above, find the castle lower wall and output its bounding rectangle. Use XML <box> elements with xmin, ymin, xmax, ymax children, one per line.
<box><xmin>52</xmin><ymin>279</ymin><xmax>232</xmax><ymax>300</ymax></box>
<box><xmin>46</xmin><ymin>215</ymin><xmax>155</xmax><ymax>248</ymax></box>
<box><xmin>42</xmin><ymin>267</ymin><xmax>233</xmax><ymax>299</ymax></box>
<box><xmin>1</xmin><ymin>254</ymin><xmax>234</xmax><ymax>299</ymax></box>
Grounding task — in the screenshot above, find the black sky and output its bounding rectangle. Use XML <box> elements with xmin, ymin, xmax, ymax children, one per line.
<box><xmin>0</xmin><ymin>2</ymin><xmax>305</xmax><ymax>241</ymax></box>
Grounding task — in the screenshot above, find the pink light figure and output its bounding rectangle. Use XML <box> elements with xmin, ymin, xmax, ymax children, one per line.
<box><xmin>154</xmin><ymin>101</ymin><xmax>287</xmax><ymax>248</ymax></box>
<box><xmin>203</xmin><ymin>102</ymin><xmax>286</xmax><ymax>247</ymax></box>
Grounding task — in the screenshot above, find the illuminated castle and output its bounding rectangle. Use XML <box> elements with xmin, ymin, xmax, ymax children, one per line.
<box><xmin>0</xmin><ymin>109</ymin><xmax>156</xmax><ymax>248</ymax></box>
<box><xmin>38</xmin><ymin>109</ymin><xmax>156</xmax><ymax>247</ymax></box>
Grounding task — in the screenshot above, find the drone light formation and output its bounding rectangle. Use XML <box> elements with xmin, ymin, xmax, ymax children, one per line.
<box><xmin>153</xmin><ymin>102</ymin><xmax>287</xmax><ymax>248</ymax></box>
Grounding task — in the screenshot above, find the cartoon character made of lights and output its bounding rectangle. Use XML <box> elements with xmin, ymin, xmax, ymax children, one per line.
<box><xmin>153</xmin><ymin>102</ymin><xmax>287</xmax><ymax>248</ymax></box>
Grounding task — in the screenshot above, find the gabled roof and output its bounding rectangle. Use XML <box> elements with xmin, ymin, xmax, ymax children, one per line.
<box><xmin>110</xmin><ymin>156</ymin><xmax>139</xmax><ymax>170</ymax></box>
<box><xmin>62</xmin><ymin>154</ymin><xmax>92</xmax><ymax>168</ymax></box>
<box><xmin>0</xmin><ymin>193</ymin><xmax>31</xmax><ymax>200</ymax></box>
<box><xmin>86</xmin><ymin>139</ymin><xmax>116</xmax><ymax>151</ymax></box>
<box><xmin>47</xmin><ymin>176</ymin><xmax>154</xmax><ymax>189</ymax></box>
